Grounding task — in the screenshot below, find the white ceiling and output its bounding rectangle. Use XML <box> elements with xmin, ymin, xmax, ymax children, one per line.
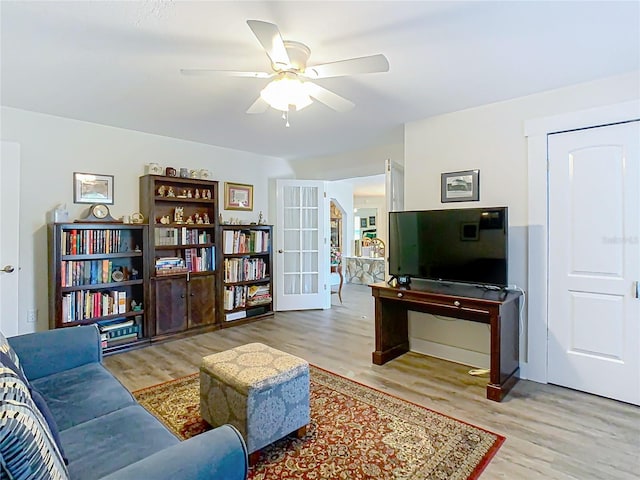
<box><xmin>1</xmin><ymin>1</ymin><xmax>638</xmax><ymax>162</ymax></box>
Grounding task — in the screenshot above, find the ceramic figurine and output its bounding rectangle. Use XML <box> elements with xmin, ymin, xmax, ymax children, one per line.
<box><xmin>167</xmin><ymin>186</ymin><xmax>175</xmax><ymax>197</ymax></box>
<box><xmin>174</xmin><ymin>206</ymin><xmax>184</xmax><ymax>223</ymax></box>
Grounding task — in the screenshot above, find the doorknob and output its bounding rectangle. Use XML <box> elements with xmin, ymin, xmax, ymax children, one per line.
<box><xmin>278</xmin><ymin>249</ymin><xmax>283</xmax><ymax>253</ymax></box>
<box><xmin>1</xmin><ymin>265</ymin><xmax>15</xmax><ymax>273</ymax></box>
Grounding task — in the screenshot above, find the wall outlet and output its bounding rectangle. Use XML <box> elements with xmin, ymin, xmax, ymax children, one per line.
<box><xmin>27</xmin><ymin>308</ymin><xmax>37</xmax><ymax>323</ymax></box>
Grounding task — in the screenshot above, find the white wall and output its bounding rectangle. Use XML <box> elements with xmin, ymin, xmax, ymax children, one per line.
<box><xmin>0</xmin><ymin>106</ymin><xmax>294</xmax><ymax>334</ymax></box>
<box><xmin>291</xmin><ymin>129</ymin><xmax>404</xmax><ymax>180</ymax></box>
<box><xmin>404</xmin><ymin>72</ymin><xmax>640</xmax><ymax>376</ymax></box>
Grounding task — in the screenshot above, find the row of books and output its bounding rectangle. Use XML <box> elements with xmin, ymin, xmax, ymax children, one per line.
<box><xmin>61</xmin><ymin>229</ymin><xmax>133</xmax><ymax>255</ymax></box>
<box><xmin>222</xmin><ymin>230</ymin><xmax>270</xmax><ymax>254</ymax></box>
<box><xmin>155</xmin><ymin>248</ymin><xmax>215</xmax><ymax>275</ymax></box>
<box><xmin>97</xmin><ymin>317</ymin><xmax>141</xmax><ymax>349</ymax></box>
<box><xmin>61</xmin><ymin>290</ymin><xmax>129</xmax><ymax>323</ymax></box>
<box><xmin>223</xmin><ymin>283</ymin><xmax>271</xmax><ymax>311</ymax></box>
<box><xmin>60</xmin><ymin>260</ymin><xmax>134</xmax><ymax>287</ymax></box>
<box><xmin>155</xmin><ymin>227</ymin><xmax>211</xmax><ymax>246</ymax></box>
<box><xmin>223</xmin><ymin>257</ymin><xmax>268</xmax><ymax>283</ymax></box>
<box><xmin>185</xmin><ymin>247</ymin><xmax>215</xmax><ymax>272</ymax></box>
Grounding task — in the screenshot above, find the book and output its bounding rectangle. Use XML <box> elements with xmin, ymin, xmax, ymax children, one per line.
<box><xmin>225</xmin><ymin>310</ymin><xmax>247</xmax><ymax>322</ymax></box>
<box><xmin>223</xmin><ymin>230</ymin><xmax>235</xmax><ymax>254</ymax></box>
<box><xmin>117</xmin><ymin>291</ymin><xmax>127</xmax><ymax>314</ymax></box>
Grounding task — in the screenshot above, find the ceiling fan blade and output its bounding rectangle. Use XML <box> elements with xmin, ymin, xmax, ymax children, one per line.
<box><xmin>305</xmin><ymin>54</ymin><xmax>389</xmax><ymax>79</ymax></box>
<box><xmin>180</xmin><ymin>69</ymin><xmax>272</xmax><ymax>79</ymax></box>
<box><xmin>246</xmin><ymin>96</ymin><xmax>270</xmax><ymax>114</ymax></box>
<box><xmin>305</xmin><ymin>82</ymin><xmax>355</xmax><ymax>112</ymax></box>
<box><xmin>246</xmin><ymin>20</ymin><xmax>290</xmax><ymax>68</ymax></box>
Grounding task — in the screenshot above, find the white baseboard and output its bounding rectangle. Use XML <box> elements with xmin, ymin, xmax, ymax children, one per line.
<box><xmin>409</xmin><ymin>338</ymin><xmax>490</xmax><ymax>369</ymax></box>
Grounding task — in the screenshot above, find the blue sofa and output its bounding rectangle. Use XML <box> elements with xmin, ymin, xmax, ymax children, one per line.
<box><xmin>1</xmin><ymin>325</ymin><xmax>248</xmax><ymax>480</ymax></box>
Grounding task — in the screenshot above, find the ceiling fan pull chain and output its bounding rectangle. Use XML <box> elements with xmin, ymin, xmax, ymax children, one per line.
<box><xmin>284</xmin><ymin>110</ymin><xmax>290</xmax><ymax>127</ymax></box>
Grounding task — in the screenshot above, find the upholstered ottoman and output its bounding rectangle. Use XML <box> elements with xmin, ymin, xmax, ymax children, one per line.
<box><xmin>200</xmin><ymin>343</ymin><xmax>310</xmax><ymax>463</ymax></box>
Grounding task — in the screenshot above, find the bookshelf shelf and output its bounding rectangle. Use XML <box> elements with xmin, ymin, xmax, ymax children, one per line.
<box><xmin>220</xmin><ymin>225</ymin><xmax>273</xmax><ymax>325</ymax></box>
<box><xmin>48</xmin><ymin>223</ymin><xmax>150</xmax><ymax>355</ymax></box>
<box><xmin>155</xmin><ymin>242</ymin><xmax>215</xmax><ymax>250</ymax></box>
<box><xmin>62</xmin><ymin>252</ymin><xmax>143</xmax><ymax>261</ymax></box>
<box><xmin>140</xmin><ymin>174</ymin><xmax>219</xmax><ymax>340</ymax></box>
<box><xmin>223</xmin><ymin>277</ymin><xmax>271</xmax><ymax>287</ymax></box>
<box><xmin>61</xmin><ymin>309</ymin><xmax>145</xmax><ymax>327</ymax></box>
<box><xmin>61</xmin><ymin>279</ymin><xmax>144</xmax><ymax>293</ymax></box>
<box><xmin>154</xmin><ymin>197</ymin><xmax>214</xmax><ymax>204</ymax></box>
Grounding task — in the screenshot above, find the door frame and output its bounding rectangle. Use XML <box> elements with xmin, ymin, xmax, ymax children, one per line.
<box><xmin>524</xmin><ymin>99</ymin><xmax>640</xmax><ymax>383</ymax></box>
<box><xmin>0</xmin><ymin>141</ymin><xmax>21</xmax><ymax>336</ymax></box>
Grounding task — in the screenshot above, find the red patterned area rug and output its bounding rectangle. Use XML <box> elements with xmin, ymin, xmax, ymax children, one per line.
<box><xmin>133</xmin><ymin>366</ymin><xmax>504</xmax><ymax>479</ymax></box>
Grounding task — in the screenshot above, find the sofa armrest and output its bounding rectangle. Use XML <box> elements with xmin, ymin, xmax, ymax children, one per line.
<box><xmin>8</xmin><ymin>325</ymin><xmax>102</xmax><ymax>381</ymax></box>
<box><xmin>100</xmin><ymin>424</ymin><xmax>248</xmax><ymax>480</ymax></box>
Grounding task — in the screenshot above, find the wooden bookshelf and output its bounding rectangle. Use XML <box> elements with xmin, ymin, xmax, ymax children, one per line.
<box><xmin>139</xmin><ymin>174</ymin><xmax>220</xmax><ymax>341</ymax></box>
<box><xmin>219</xmin><ymin>225</ymin><xmax>273</xmax><ymax>326</ymax></box>
<box><xmin>48</xmin><ymin>223</ymin><xmax>149</xmax><ymax>354</ymax></box>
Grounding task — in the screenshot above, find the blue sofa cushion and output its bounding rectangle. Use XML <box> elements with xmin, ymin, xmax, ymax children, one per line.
<box><xmin>31</xmin><ymin>388</ymin><xmax>68</xmax><ymax>465</ymax></box>
<box><xmin>0</xmin><ymin>350</ymin><xmax>68</xmax><ymax>465</ymax></box>
<box><xmin>31</xmin><ymin>363</ymin><xmax>137</xmax><ymax>431</ymax></box>
<box><xmin>61</xmin><ymin>405</ymin><xmax>180</xmax><ymax>480</ymax></box>
<box><xmin>0</xmin><ymin>362</ymin><xmax>69</xmax><ymax>480</ymax></box>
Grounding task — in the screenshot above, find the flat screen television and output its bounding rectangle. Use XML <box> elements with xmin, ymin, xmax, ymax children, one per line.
<box><xmin>388</xmin><ymin>207</ymin><xmax>508</xmax><ymax>287</ymax></box>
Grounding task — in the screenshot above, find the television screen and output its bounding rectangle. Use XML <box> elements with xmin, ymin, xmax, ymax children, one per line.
<box><xmin>388</xmin><ymin>207</ymin><xmax>508</xmax><ymax>286</ymax></box>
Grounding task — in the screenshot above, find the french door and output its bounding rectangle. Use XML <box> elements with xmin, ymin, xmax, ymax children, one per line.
<box><xmin>275</xmin><ymin>180</ymin><xmax>326</xmax><ymax>311</ymax></box>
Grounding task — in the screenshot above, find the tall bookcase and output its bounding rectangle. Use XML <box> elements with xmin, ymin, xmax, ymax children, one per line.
<box><xmin>220</xmin><ymin>225</ymin><xmax>273</xmax><ymax>325</ymax></box>
<box><xmin>139</xmin><ymin>174</ymin><xmax>219</xmax><ymax>340</ymax></box>
<box><xmin>48</xmin><ymin>223</ymin><xmax>149</xmax><ymax>354</ymax></box>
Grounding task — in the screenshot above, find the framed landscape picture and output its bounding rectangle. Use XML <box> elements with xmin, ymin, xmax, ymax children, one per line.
<box><xmin>73</xmin><ymin>172</ymin><xmax>114</xmax><ymax>204</ymax></box>
<box><xmin>441</xmin><ymin>170</ymin><xmax>479</xmax><ymax>203</ymax></box>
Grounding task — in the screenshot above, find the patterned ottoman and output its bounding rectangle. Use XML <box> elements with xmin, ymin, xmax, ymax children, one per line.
<box><xmin>200</xmin><ymin>343</ymin><xmax>310</xmax><ymax>463</ymax></box>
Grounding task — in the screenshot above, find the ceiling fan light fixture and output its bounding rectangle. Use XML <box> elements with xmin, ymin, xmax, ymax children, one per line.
<box><xmin>260</xmin><ymin>73</ymin><xmax>313</xmax><ymax>112</ymax></box>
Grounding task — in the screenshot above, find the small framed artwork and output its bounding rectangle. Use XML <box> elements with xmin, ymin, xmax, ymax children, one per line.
<box><xmin>224</xmin><ymin>182</ymin><xmax>253</xmax><ymax>210</ymax></box>
<box><xmin>73</xmin><ymin>172</ymin><xmax>114</xmax><ymax>204</ymax></box>
<box><xmin>368</xmin><ymin>216</ymin><xmax>376</xmax><ymax>226</ymax></box>
<box><xmin>360</xmin><ymin>218</ymin><xmax>368</xmax><ymax>228</ymax></box>
<box><xmin>441</xmin><ymin>169</ymin><xmax>480</xmax><ymax>203</ymax></box>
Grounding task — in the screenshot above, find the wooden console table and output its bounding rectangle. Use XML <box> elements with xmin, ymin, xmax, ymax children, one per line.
<box><xmin>370</xmin><ymin>281</ymin><xmax>521</xmax><ymax>401</ymax></box>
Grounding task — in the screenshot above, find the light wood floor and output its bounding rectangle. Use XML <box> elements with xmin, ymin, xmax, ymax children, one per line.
<box><xmin>105</xmin><ymin>283</ymin><xmax>639</xmax><ymax>480</ymax></box>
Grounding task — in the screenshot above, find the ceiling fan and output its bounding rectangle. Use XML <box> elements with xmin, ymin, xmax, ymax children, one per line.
<box><xmin>180</xmin><ymin>20</ymin><xmax>389</xmax><ymax>118</ymax></box>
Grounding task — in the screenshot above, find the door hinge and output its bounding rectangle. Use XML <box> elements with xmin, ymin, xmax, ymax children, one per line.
<box><xmin>634</xmin><ymin>281</ymin><xmax>639</xmax><ymax>299</ymax></box>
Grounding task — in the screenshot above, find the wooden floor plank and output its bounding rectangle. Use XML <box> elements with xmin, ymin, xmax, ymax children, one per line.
<box><xmin>104</xmin><ymin>283</ymin><xmax>640</xmax><ymax>480</ymax></box>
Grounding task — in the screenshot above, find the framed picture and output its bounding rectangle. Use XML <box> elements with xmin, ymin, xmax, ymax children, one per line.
<box><xmin>441</xmin><ymin>169</ymin><xmax>480</xmax><ymax>203</ymax></box>
<box><xmin>360</xmin><ymin>218</ymin><xmax>368</xmax><ymax>228</ymax></box>
<box><xmin>224</xmin><ymin>182</ymin><xmax>253</xmax><ymax>210</ymax></box>
<box><xmin>368</xmin><ymin>216</ymin><xmax>376</xmax><ymax>226</ymax></box>
<box><xmin>73</xmin><ymin>172</ymin><xmax>114</xmax><ymax>204</ymax></box>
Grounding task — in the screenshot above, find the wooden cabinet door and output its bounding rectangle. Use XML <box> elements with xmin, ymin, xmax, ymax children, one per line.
<box><xmin>188</xmin><ymin>274</ymin><xmax>216</xmax><ymax>328</ymax></box>
<box><xmin>154</xmin><ymin>276</ymin><xmax>188</xmax><ymax>335</ymax></box>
